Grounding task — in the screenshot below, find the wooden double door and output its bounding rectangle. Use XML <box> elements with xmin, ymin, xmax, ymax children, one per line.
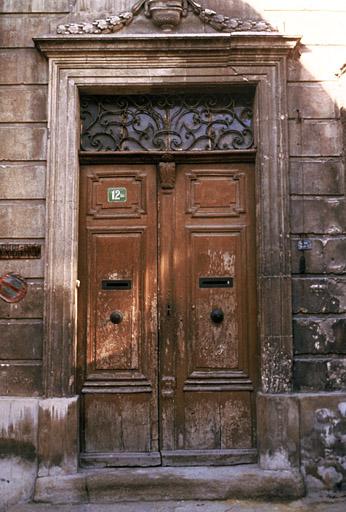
<box><xmin>78</xmin><ymin>161</ymin><xmax>257</xmax><ymax>467</ymax></box>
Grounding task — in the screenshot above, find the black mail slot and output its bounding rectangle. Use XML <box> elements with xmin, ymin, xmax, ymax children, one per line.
<box><xmin>102</xmin><ymin>279</ymin><xmax>132</xmax><ymax>290</ymax></box>
<box><xmin>199</xmin><ymin>277</ymin><xmax>233</xmax><ymax>288</ymax></box>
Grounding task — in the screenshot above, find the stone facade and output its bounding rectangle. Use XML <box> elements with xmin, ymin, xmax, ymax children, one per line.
<box><xmin>0</xmin><ymin>0</ymin><xmax>345</xmax><ymax>508</ymax></box>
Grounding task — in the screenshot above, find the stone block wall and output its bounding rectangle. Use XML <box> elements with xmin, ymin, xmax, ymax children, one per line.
<box><xmin>280</xmin><ymin>4</ymin><xmax>346</xmax><ymax>392</ymax></box>
<box><xmin>0</xmin><ymin>0</ymin><xmax>62</xmax><ymax>397</ymax></box>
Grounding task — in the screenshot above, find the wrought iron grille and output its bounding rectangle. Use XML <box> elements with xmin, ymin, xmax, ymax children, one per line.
<box><xmin>80</xmin><ymin>93</ymin><xmax>254</xmax><ymax>152</ymax></box>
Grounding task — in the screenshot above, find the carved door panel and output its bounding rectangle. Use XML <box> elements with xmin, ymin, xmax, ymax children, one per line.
<box><xmin>159</xmin><ymin>163</ymin><xmax>257</xmax><ymax>465</ymax></box>
<box><xmin>78</xmin><ymin>162</ymin><xmax>257</xmax><ymax>467</ymax></box>
<box><xmin>78</xmin><ymin>164</ymin><xmax>159</xmax><ymax>467</ymax></box>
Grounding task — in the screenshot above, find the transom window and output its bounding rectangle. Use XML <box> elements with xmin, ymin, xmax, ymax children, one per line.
<box><xmin>80</xmin><ymin>93</ymin><xmax>254</xmax><ymax>152</ymax></box>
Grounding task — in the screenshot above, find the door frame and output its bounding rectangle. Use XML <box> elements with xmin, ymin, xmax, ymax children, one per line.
<box><xmin>35</xmin><ymin>32</ymin><xmax>300</xmax><ymax>473</ymax></box>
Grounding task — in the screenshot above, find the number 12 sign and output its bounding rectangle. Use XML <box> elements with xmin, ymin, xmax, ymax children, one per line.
<box><xmin>108</xmin><ymin>187</ymin><xmax>127</xmax><ymax>203</ymax></box>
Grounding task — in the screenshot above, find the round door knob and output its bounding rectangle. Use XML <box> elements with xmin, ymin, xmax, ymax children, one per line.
<box><xmin>109</xmin><ymin>311</ymin><xmax>123</xmax><ymax>324</ymax></box>
<box><xmin>210</xmin><ymin>308</ymin><xmax>224</xmax><ymax>324</ymax></box>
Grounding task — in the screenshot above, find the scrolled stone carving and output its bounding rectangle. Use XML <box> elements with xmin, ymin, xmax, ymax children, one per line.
<box><xmin>56</xmin><ymin>0</ymin><xmax>275</xmax><ymax>35</ymax></box>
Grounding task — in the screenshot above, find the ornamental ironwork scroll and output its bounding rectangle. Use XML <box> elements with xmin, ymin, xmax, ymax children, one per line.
<box><xmin>80</xmin><ymin>94</ymin><xmax>254</xmax><ymax>152</ymax></box>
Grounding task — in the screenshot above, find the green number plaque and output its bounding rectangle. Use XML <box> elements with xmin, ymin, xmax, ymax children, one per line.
<box><xmin>107</xmin><ymin>187</ymin><xmax>127</xmax><ymax>203</ymax></box>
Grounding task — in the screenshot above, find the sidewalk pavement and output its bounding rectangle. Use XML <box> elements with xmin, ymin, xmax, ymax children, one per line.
<box><xmin>7</xmin><ymin>496</ymin><xmax>346</xmax><ymax>512</ymax></box>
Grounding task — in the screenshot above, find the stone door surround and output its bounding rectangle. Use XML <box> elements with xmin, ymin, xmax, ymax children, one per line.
<box><xmin>34</xmin><ymin>31</ymin><xmax>300</xmax><ymax>402</ymax></box>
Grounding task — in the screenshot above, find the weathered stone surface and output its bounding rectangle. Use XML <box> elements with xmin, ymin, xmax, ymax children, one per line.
<box><xmin>0</xmin><ymin>164</ymin><xmax>46</xmax><ymax>199</ymax></box>
<box><xmin>259</xmin><ymin>277</ymin><xmax>292</xmax><ymax>337</ymax></box>
<box><xmin>288</xmin><ymin>83</ymin><xmax>339</xmax><ymax>119</ymax></box>
<box><xmin>0</xmin><ymin>86</ymin><xmax>47</xmax><ymax>122</ymax></box>
<box><xmin>0</xmin><ymin>255</ymin><xmax>44</xmax><ymax>279</ymax></box>
<box><xmin>264</xmin><ymin>0</ymin><xmax>346</xmax><ymax>10</ymax></box>
<box><xmin>291</xmin><ymin>237</ymin><xmax>346</xmax><ymax>274</ymax></box>
<box><xmin>290</xmin><ymin>159</ymin><xmax>344</xmax><ymax>195</ymax></box>
<box><xmin>288</xmin><ymin>46</ymin><xmax>346</xmax><ymax>82</ymax></box>
<box><xmin>0</xmin><ymin>0</ymin><xmax>71</xmax><ymax>13</ymax></box>
<box><xmin>72</xmin><ymin>0</ymin><xmax>140</xmax><ymax>13</ymax></box>
<box><xmin>293</xmin><ymin>317</ymin><xmax>346</xmax><ymax>355</ymax></box>
<box><xmin>299</xmin><ymin>394</ymin><xmax>346</xmax><ymax>491</ymax></box>
<box><xmin>294</xmin><ymin>359</ymin><xmax>329</xmax><ymax>391</ymax></box>
<box><xmin>257</xmin><ymin>393</ymin><xmax>300</xmax><ymax>470</ymax></box>
<box><xmin>38</xmin><ymin>397</ymin><xmax>79</xmax><ymax>477</ymax></box>
<box><xmin>73</xmin><ymin>0</ymin><xmax>269</xmax><ymax>19</ymax></box>
<box><xmin>0</xmin><ymin>50</ymin><xmax>47</xmax><ymax>84</ymax></box>
<box><xmin>34</xmin><ymin>465</ymin><xmax>305</xmax><ymax>503</ymax></box>
<box><xmin>341</xmin><ymin>109</ymin><xmax>346</xmax><ymax>195</ymax></box>
<box><xmin>0</xmin><ymin>397</ymin><xmax>38</xmax><ymax>457</ymax></box>
<box><xmin>0</xmin><ymin>280</ymin><xmax>43</xmax><ymax>318</ymax></box>
<box><xmin>0</xmin><ymin>202</ymin><xmax>45</xmax><ymax>238</ymax></box>
<box><xmin>34</xmin><ymin>473</ymin><xmax>88</xmax><ymax>505</ymax></box>
<box><xmin>291</xmin><ymin>198</ymin><xmax>346</xmax><ymax>235</ymax></box>
<box><xmin>0</xmin><ymin>363</ymin><xmax>42</xmax><ymax>396</ymax></box>
<box><xmin>0</xmin><ymin>320</ymin><xmax>43</xmax><ymax>359</ymax></box>
<box><xmin>0</xmin><ymin>15</ymin><xmax>67</xmax><ymax>47</ymax></box>
<box><xmin>322</xmin><ymin>238</ymin><xmax>346</xmax><ymax>274</ymax></box>
<box><xmin>289</xmin><ymin>120</ymin><xmax>343</xmax><ymax>157</ymax></box>
<box><xmin>6</xmin><ymin>497</ymin><xmax>346</xmax><ymax>512</ymax></box>
<box><xmin>294</xmin><ymin>358</ymin><xmax>346</xmax><ymax>391</ymax></box>
<box><xmin>342</xmin><ymin>107</ymin><xmax>346</xmax><ymax>146</ymax></box>
<box><xmin>272</xmin><ymin>12</ymin><xmax>346</xmax><ymax>45</ymax></box>
<box><xmin>326</xmin><ymin>359</ymin><xmax>346</xmax><ymax>390</ymax></box>
<box><xmin>0</xmin><ymin>126</ymin><xmax>46</xmax><ymax>160</ymax></box>
<box><xmin>293</xmin><ymin>277</ymin><xmax>346</xmax><ymax>314</ymax></box>
<box><xmin>261</xmin><ymin>336</ymin><xmax>293</xmax><ymax>393</ymax></box>
<box><xmin>58</xmin><ymin>1</ymin><xmax>274</xmax><ymax>36</ymax></box>
<box><xmin>0</xmin><ymin>398</ymin><xmax>39</xmax><ymax>510</ymax></box>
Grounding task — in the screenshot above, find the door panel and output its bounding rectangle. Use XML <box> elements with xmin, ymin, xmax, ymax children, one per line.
<box><xmin>91</xmin><ymin>232</ymin><xmax>142</xmax><ymax>371</ymax></box>
<box><xmin>78</xmin><ymin>161</ymin><xmax>257</xmax><ymax>467</ymax></box>
<box><xmin>160</xmin><ymin>163</ymin><xmax>257</xmax><ymax>465</ymax></box>
<box><xmin>84</xmin><ymin>394</ymin><xmax>152</xmax><ymax>452</ymax></box>
<box><xmin>189</xmin><ymin>229</ymin><xmax>243</xmax><ymax>370</ymax></box>
<box><xmin>78</xmin><ymin>165</ymin><xmax>159</xmax><ymax>466</ymax></box>
<box><xmin>184</xmin><ymin>391</ymin><xmax>253</xmax><ymax>450</ymax></box>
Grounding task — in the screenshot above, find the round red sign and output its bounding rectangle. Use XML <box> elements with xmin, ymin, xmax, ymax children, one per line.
<box><xmin>0</xmin><ymin>273</ymin><xmax>28</xmax><ymax>303</ymax></box>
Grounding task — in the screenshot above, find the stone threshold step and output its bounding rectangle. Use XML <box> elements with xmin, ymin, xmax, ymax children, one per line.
<box><xmin>34</xmin><ymin>465</ymin><xmax>305</xmax><ymax>504</ymax></box>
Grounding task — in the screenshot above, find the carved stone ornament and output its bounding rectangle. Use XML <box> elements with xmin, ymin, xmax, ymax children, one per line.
<box><xmin>159</xmin><ymin>161</ymin><xmax>176</xmax><ymax>189</ymax></box>
<box><xmin>145</xmin><ymin>0</ymin><xmax>188</xmax><ymax>31</ymax></box>
<box><xmin>57</xmin><ymin>0</ymin><xmax>275</xmax><ymax>35</ymax></box>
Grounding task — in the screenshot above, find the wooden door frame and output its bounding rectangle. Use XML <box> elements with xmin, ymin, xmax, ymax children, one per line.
<box><xmin>35</xmin><ymin>32</ymin><xmax>300</xmax><ymax>472</ymax></box>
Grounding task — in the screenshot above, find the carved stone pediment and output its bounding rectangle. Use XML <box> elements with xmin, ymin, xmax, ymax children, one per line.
<box><xmin>57</xmin><ymin>0</ymin><xmax>275</xmax><ymax>35</ymax></box>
